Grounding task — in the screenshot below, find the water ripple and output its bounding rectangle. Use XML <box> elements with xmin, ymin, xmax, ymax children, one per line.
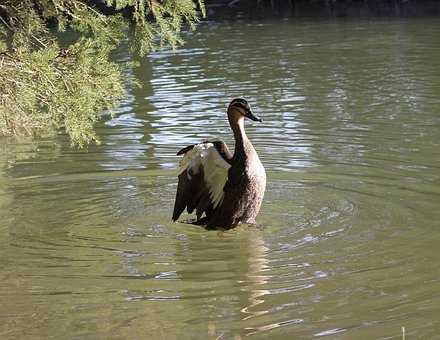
<box><xmin>1</xmin><ymin>18</ymin><xmax>440</xmax><ymax>340</ymax></box>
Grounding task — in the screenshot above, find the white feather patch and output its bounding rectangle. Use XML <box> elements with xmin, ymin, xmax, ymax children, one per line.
<box><xmin>179</xmin><ymin>143</ymin><xmax>231</xmax><ymax>208</ymax></box>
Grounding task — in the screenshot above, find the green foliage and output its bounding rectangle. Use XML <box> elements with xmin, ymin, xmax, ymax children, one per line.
<box><xmin>0</xmin><ymin>0</ymin><xmax>205</xmax><ymax>146</ymax></box>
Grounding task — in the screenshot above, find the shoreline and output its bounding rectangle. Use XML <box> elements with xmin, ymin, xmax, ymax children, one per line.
<box><xmin>205</xmin><ymin>0</ymin><xmax>440</xmax><ymax>19</ymax></box>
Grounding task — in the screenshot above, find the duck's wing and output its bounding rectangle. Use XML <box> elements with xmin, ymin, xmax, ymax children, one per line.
<box><xmin>176</xmin><ymin>140</ymin><xmax>232</xmax><ymax>163</ymax></box>
<box><xmin>172</xmin><ymin>141</ymin><xmax>232</xmax><ymax>222</ymax></box>
<box><xmin>211</xmin><ymin>140</ymin><xmax>233</xmax><ymax>164</ymax></box>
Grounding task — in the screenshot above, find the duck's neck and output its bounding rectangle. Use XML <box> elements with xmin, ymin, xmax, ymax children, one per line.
<box><xmin>230</xmin><ymin>116</ymin><xmax>251</xmax><ymax>161</ymax></box>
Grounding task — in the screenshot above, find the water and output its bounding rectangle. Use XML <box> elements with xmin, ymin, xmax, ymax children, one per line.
<box><xmin>1</xmin><ymin>19</ymin><xmax>440</xmax><ymax>339</ymax></box>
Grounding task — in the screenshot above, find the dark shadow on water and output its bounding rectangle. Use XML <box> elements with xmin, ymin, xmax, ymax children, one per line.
<box><xmin>176</xmin><ymin>218</ymin><xmax>267</xmax><ymax>231</ymax></box>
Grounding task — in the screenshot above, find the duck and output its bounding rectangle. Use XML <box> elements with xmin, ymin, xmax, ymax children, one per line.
<box><xmin>172</xmin><ymin>98</ymin><xmax>266</xmax><ymax>229</ymax></box>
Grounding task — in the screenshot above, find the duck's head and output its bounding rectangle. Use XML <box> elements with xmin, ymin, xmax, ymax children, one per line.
<box><xmin>227</xmin><ymin>98</ymin><xmax>262</xmax><ymax>123</ymax></box>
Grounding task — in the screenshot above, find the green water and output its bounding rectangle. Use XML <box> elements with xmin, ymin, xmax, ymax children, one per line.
<box><xmin>1</xmin><ymin>19</ymin><xmax>440</xmax><ymax>339</ymax></box>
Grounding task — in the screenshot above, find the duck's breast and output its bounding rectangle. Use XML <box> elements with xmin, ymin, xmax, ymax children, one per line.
<box><xmin>240</xmin><ymin>153</ymin><xmax>266</xmax><ymax>223</ymax></box>
<box><xmin>247</xmin><ymin>155</ymin><xmax>266</xmax><ymax>194</ymax></box>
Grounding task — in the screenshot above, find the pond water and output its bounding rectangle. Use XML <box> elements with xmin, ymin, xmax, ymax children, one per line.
<box><xmin>1</xmin><ymin>18</ymin><xmax>440</xmax><ymax>339</ymax></box>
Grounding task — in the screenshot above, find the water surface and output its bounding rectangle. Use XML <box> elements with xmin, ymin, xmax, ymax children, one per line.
<box><xmin>1</xmin><ymin>19</ymin><xmax>440</xmax><ymax>339</ymax></box>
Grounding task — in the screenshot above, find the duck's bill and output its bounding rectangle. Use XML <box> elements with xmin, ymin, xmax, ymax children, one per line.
<box><xmin>245</xmin><ymin>111</ymin><xmax>262</xmax><ymax>122</ymax></box>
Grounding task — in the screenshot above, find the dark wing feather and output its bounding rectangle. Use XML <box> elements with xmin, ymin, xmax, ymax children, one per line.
<box><xmin>172</xmin><ymin>141</ymin><xmax>231</xmax><ymax>223</ymax></box>
<box><xmin>212</xmin><ymin>140</ymin><xmax>233</xmax><ymax>164</ymax></box>
<box><xmin>177</xmin><ymin>144</ymin><xmax>195</xmax><ymax>156</ymax></box>
<box><xmin>172</xmin><ymin>170</ymin><xmax>203</xmax><ymax>221</ymax></box>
